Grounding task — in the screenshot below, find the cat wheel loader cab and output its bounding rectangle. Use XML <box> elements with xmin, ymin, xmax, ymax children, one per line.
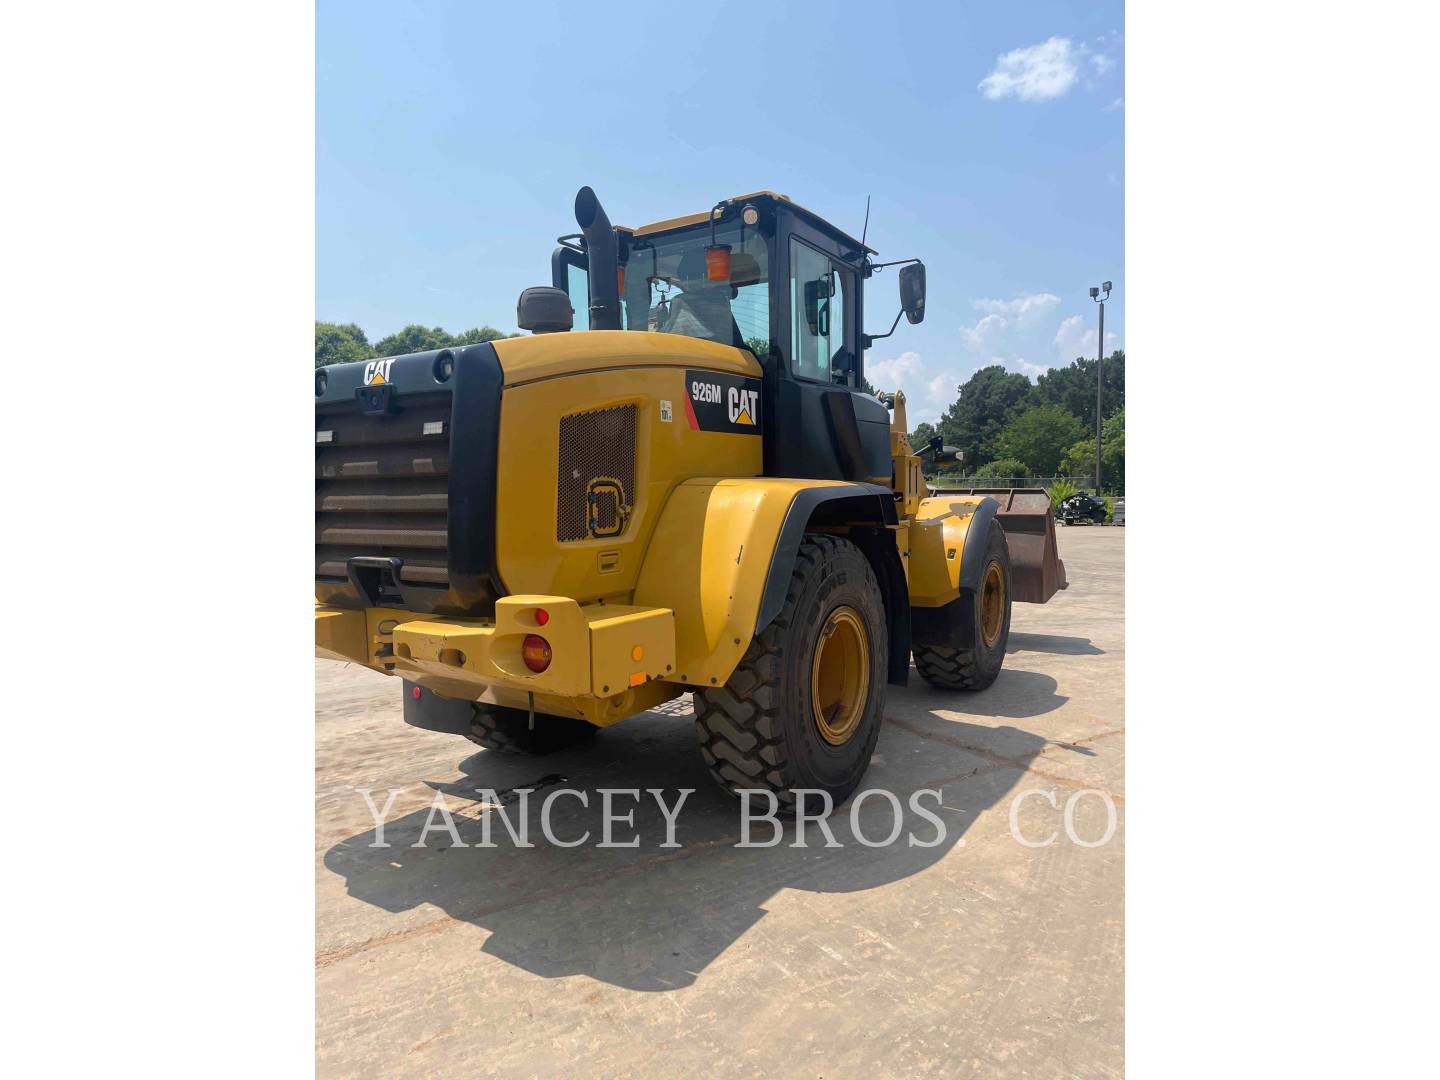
<box><xmin>315</xmin><ymin>186</ymin><xmax>1067</xmax><ymax>808</ymax></box>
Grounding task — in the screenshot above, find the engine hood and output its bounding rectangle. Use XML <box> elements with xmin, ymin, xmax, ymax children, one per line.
<box><xmin>490</xmin><ymin>330</ymin><xmax>762</xmax><ymax>388</ymax></box>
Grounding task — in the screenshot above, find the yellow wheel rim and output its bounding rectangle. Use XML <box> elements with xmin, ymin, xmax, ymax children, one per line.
<box><xmin>980</xmin><ymin>560</ymin><xmax>1006</xmax><ymax>647</ymax></box>
<box><xmin>810</xmin><ymin>606</ymin><xmax>870</xmax><ymax>746</ymax></box>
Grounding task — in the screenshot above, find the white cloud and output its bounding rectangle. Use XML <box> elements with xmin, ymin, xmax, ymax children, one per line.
<box><xmin>1054</xmin><ymin>314</ymin><xmax>1087</xmax><ymax>356</ymax></box>
<box><xmin>1054</xmin><ymin>314</ymin><xmax>1120</xmax><ymax>360</ymax></box>
<box><xmin>867</xmin><ymin>350</ymin><xmax>924</xmax><ymax>389</ymax></box>
<box><xmin>1104</xmin><ymin>96</ymin><xmax>1124</xmax><ymax>112</ymax></box>
<box><xmin>978</xmin><ymin>37</ymin><xmax>1079</xmax><ymax>102</ymax></box>
<box><xmin>866</xmin><ymin>351</ymin><xmax>957</xmax><ymax>428</ymax></box>
<box><xmin>958</xmin><ymin>312</ymin><xmax>1006</xmax><ymax>350</ymax></box>
<box><xmin>958</xmin><ymin>293</ymin><xmax>1061</xmax><ymax>354</ymax></box>
<box><xmin>979</xmin><ymin>36</ymin><xmax>1119</xmax><ymax>102</ymax></box>
<box><xmin>972</xmin><ymin>292</ymin><xmax>1062</xmax><ymax>319</ymax></box>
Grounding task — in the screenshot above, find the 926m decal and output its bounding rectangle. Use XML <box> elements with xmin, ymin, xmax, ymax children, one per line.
<box><xmin>684</xmin><ymin>370</ymin><xmax>762</xmax><ymax>435</ymax></box>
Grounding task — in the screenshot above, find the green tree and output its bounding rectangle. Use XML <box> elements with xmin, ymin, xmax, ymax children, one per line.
<box><xmin>995</xmin><ymin>405</ymin><xmax>1087</xmax><ymax>476</ymax></box>
<box><xmin>317</xmin><ymin>321</ymin><xmax>520</xmax><ymax>367</ymax></box>
<box><xmin>314</xmin><ymin>321</ymin><xmax>372</xmax><ymax>368</ymax></box>
<box><xmin>935</xmin><ymin>365</ymin><xmax>1035</xmax><ymax>469</ymax></box>
<box><xmin>371</xmin><ymin>324</ymin><xmax>456</xmax><ymax>357</ymax></box>
<box><xmin>972</xmin><ymin>457</ymin><xmax>1028</xmax><ymax>480</ymax></box>
<box><xmin>452</xmin><ymin>326</ymin><xmax>516</xmax><ymax>345</ymax></box>
<box><xmin>1061</xmin><ymin>437</ymin><xmax>1096</xmax><ymax>477</ymax></box>
<box><xmin>1099</xmin><ymin>408</ymin><xmax>1124</xmax><ymax>491</ymax></box>
<box><xmin>1061</xmin><ymin>408</ymin><xmax>1124</xmax><ymax>490</ymax></box>
<box><xmin>1033</xmin><ymin>350</ymin><xmax>1125</xmax><ymax>429</ymax></box>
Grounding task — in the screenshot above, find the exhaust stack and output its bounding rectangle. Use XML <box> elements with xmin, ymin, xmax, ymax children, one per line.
<box><xmin>573</xmin><ymin>186</ymin><xmax>623</xmax><ymax>331</ymax></box>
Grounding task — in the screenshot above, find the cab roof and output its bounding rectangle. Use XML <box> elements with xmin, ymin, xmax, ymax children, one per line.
<box><xmin>618</xmin><ymin>190</ymin><xmax>877</xmax><ymax>255</ymax></box>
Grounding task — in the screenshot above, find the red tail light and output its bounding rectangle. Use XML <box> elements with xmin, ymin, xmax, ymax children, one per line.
<box><xmin>522</xmin><ymin>634</ymin><xmax>552</xmax><ymax>673</ymax></box>
<box><xmin>534</xmin><ymin>608</ymin><xmax>550</xmax><ymax>626</ymax></box>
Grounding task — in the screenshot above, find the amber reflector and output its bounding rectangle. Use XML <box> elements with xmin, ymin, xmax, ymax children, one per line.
<box><xmin>705</xmin><ymin>245</ymin><xmax>731</xmax><ymax>282</ymax></box>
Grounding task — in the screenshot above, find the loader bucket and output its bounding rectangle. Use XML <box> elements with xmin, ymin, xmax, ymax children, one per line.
<box><xmin>928</xmin><ymin>487</ymin><xmax>1067</xmax><ymax>603</ymax></box>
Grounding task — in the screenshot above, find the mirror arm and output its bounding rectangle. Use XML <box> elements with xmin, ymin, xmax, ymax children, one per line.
<box><xmin>866</xmin><ymin>256</ymin><xmax>922</xmax><ymax>272</ymax></box>
<box><xmin>862</xmin><ymin>308</ymin><xmax>905</xmax><ymax>350</ymax></box>
<box><xmin>862</xmin><ymin>256</ymin><xmax>924</xmax><ymax>348</ymax></box>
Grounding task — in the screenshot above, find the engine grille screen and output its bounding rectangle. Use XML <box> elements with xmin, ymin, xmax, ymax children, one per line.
<box><xmin>315</xmin><ymin>390</ymin><xmax>452</xmax><ymax>588</ymax></box>
<box><xmin>556</xmin><ymin>404</ymin><xmax>637</xmax><ymax>542</ymax></box>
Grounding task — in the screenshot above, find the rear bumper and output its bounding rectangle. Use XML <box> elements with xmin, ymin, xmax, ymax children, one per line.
<box><xmin>315</xmin><ymin>595</ymin><xmax>676</xmax><ymax>702</ymax></box>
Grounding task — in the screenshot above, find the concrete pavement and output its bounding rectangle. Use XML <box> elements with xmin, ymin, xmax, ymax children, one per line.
<box><xmin>315</xmin><ymin>525</ymin><xmax>1124</xmax><ymax>1077</ymax></box>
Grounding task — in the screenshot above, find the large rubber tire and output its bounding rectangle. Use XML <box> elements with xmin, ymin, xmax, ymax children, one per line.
<box><xmin>912</xmin><ymin>518</ymin><xmax>1012</xmax><ymax>692</ymax></box>
<box><xmin>693</xmin><ymin>535</ymin><xmax>888</xmax><ymax>808</ymax></box>
<box><xmin>463</xmin><ymin>703</ymin><xmax>598</xmax><ymax>755</ymax></box>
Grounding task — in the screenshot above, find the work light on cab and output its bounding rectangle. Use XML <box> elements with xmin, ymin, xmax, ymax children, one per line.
<box><xmin>522</xmin><ymin>634</ymin><xmax>552</xmax><ymax>673</ymax></box>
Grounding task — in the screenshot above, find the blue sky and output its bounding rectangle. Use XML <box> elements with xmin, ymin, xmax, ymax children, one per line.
<box><xmin>318</xmin><ymin>0</ymin><xmax>1123</xmax><ymax>426</ymax></box>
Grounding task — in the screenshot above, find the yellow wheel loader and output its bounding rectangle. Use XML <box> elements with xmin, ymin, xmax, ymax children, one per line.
<box><xmin>315</xmin><ymin>187</ymin><xmax>1066</xmax><ymax>807</ymax></box>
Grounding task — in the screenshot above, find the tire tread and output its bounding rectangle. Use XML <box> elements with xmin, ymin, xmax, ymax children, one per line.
<box><xmin>463</xmin><ymin>703</ymin><xmax>596</xmax><ymax>755</ymax></box>
<box><xmin>693</xmin><ymin>534</ymin><xmax>878</xmax><ymax>806</ymax></box>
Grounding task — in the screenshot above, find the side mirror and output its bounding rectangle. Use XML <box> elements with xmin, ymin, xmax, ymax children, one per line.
<box><xmin>862</xmin><ymin>259</ymin><xmax>926</xmax><ymax>349</ymax></box>
<box><xmin>899</xmin><ymin>262</ymin><xmax>926</xmax><ymax>325</ymax></box>
<box><xmin>517</xmin><ymin>286</ymin><xmax>573</xmax><ymax>334</ymax></box>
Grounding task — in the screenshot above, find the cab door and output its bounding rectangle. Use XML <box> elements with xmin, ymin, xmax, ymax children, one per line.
<box><xmin>766</xmin><ymin>214</ymin><xmax>890</xmax><ymax>483</ymax></box>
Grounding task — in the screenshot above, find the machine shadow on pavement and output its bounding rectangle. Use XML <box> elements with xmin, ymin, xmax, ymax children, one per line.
<box><xmin>323</xmin><ymin>672</ymin><xmax>1076</xmax><ymax>992</ymax></box>
<box><xmin>1007</xmin><ymin>632</ymin><xmax>1105</xmax><ymax>656</ymax></box>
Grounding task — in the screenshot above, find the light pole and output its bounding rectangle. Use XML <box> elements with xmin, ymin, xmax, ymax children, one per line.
<box><xmin>1089</xmin><ymin>281</ymin><xmax>1112</xmax><ymax>491</ymax></box>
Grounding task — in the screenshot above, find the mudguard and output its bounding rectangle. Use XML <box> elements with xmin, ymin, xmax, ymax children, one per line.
<box><xmin>926</xmin><ymin>487</ymin><xmax>1067</xmax><ymax>603</ymax></box>
<box><xmin>908</xmin><ymin>494</ymin><xmax>999</xmax><ymax>607</ymax></box>
<box><xmin>634</xmin><ymin>478</ymin><xmax>906</xmax><ymax>689</ymax></box>
<box><xmin>907</xmin><ymin>494</ymin><xmax>999</xmax><ymax>650</ymax></box>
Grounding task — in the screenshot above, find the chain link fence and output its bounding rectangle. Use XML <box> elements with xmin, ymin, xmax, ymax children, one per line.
<box><xmin>926</xmin><ymin>474</ymin><xmax>1097</xmax><ymax>491</ymax></box>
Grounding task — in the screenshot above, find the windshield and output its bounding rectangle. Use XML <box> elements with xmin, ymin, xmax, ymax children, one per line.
<box><xmin>619</xmin><ymin>223</ymin><xmax>770</xmax><ymax>354</ymax></box>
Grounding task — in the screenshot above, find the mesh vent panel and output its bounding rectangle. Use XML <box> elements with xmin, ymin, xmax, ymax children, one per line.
<box><xmin>556</xmin><ymin>404</ymin><xmax>637</xmax><ymax>542</ymax></box>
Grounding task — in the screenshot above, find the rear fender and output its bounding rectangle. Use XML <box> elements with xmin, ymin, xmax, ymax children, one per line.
<box><xmin>634</xmin><ymin>479</ymin><xmax>907</xmax><ymax>689</ymax></box>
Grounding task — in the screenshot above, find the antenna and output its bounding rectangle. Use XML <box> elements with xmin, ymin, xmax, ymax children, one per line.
<box><xmin>860</xmin><ymin>194</ymin><xmax>872</xmax><ymax>250</ymax></box>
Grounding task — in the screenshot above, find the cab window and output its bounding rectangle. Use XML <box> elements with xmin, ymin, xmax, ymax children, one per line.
<box><xmin>620</xmin><ymin>223</ymin><xmax>768</xmax><ymax>347</ymax></box>
<box><xmin>790</xmin><ymin>238</ymin><xmax>847</xmax><ymax>382</ymax></box>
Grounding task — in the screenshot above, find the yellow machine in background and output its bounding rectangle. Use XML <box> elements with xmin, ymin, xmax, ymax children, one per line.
<box><xmin>316</xmin><ymin>187</ymin><xmax>1065</xmax><ymax>805</ymax></box>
